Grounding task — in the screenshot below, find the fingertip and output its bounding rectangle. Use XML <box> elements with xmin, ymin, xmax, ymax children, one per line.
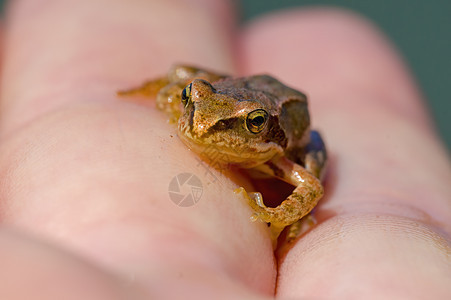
<box><xmin>276</xmin><ymin>213</ymin><xmax>451</xmax><ymax>298</ymax></box>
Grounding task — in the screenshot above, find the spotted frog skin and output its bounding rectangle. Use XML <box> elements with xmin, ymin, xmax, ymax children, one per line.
<box><xmin>119</xmin><ymin>65</ymin><xmax>327</xmax><ymax>241</ymax></box>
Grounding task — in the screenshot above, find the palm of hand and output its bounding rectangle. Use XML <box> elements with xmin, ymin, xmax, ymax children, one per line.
<box><xmin>0</xmin><ymin>1</ymin><xmax>450</xmax><ymax>299</ymax></box>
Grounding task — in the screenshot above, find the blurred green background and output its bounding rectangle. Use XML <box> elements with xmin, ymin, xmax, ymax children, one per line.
<box><xmin>0</xmin><ymin>1</ymin><xmax>448</xmax><ymax>150</ymax></box>
<box><xmin>240</xmin><ymin>0</ymin><xmax>450</xmax><ymax>151</ymax></box>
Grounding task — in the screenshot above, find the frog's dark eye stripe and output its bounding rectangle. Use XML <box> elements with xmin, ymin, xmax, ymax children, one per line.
<box><xmin>181</xmin><ymin>83</ymin><xmax>192</xmax><ymax>107</ymax></box>
<box><xmin>246</xmin><ymin>109</ymin><xmax>268</xmax><ymax>134</ymax></box>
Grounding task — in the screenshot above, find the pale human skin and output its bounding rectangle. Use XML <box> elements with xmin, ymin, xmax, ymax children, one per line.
<box><xmin>0</xmin><ymin>1</ymin><xmax>450</xmax><ymax>299</ymax></box>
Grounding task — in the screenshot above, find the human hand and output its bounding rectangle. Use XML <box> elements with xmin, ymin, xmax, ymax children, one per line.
<box><xmin>1</xmin><ymin>1</ymin><xmax>450</xmax><ymax>299</ymax></box>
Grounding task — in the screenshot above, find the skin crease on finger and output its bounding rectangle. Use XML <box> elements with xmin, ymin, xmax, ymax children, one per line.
<box><xmin>240</xmin><ymin>8</ymin><xmax>451</xmax><ymax>298</ymax></box>
<box><xmin>0</xmin><ymin>0</ymin><xmax>275</xmax><ymax>299</ymax></box>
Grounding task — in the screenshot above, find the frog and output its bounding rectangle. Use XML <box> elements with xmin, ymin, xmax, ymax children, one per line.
<box><xmin>118</xmin><ymin>65</ymin><xmax>327</xmax><ymax>243</ymax></box>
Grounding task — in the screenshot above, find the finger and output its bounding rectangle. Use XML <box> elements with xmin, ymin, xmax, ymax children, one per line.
<box><xmin>241</xmin><ymin>8</ymin><xmax>451</xmax><ymax>298</ymax></box>
<box><xmin>0</xmin><ymin>0</ymin><xmax>276</xmax><ymax>298</ymax></box>
<box><xmin>0</xmin><ymin>0</ymin><xmax>236</xmax><ymax>134</ymax></box>
<box><xmin>0</xmin><ymin>228</ymin><xmax>146</xmax><ymax>299</ymax></box>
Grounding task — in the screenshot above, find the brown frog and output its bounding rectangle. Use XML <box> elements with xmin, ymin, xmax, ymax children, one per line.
<box><xmin>119</xmin><ymin>65</ymin><xmax>327</xmax><ymax>242</ymax></box>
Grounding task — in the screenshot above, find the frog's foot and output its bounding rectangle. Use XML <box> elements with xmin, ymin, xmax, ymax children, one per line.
<box><xmin>234</xmin><ymin>187</ymin><xmax>284</xmax><ymax>247</ymax></box>
<box><xmin>286</xmin><ymin>214</ymin><xmax>317</xmax><ymax>242</ymax></box>
<box><xmin>117</xmin><ymin>77</ymin><xmax>169</xmax><ymax>98</ymax></box>
<box><xmin>234</xmin><ymin>187</ymin><xmax>265</xmax><ymax>223</ymax></box>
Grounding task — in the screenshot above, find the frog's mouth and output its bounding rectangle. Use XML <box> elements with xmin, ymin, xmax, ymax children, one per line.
<box><xmin>177</xmin><ymin>121</ymin><xmax>283</xmax><ymax>169</ymax></box>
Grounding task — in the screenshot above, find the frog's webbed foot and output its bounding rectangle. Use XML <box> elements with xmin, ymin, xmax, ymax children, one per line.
<box><xmin>305</xmin><ymin>130</ymin><xmax>328</xmax><ymax>180</ymax></box>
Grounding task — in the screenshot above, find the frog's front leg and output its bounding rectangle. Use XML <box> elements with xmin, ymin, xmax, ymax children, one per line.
<box><xmin>281</xmin><ymin>131</ymin><xmax>327</xmax><ymax>241</ymax></box>
<box><xmin>234</xmin><ymin>188</ymin><xmax>285</xmax><ymax>247</ymax></box>
<box><xmin>248</xmin><ymin>156</ymin><xmax>324</xmax><ymax>229</ymax></box>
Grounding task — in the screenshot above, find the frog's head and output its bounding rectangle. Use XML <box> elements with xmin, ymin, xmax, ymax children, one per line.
<box><xmin>177</xmin><ymin>78</ymin><xmax>288</xmax><ymax>168</ymax></box>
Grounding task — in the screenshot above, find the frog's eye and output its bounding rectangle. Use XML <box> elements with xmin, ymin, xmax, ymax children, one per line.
<box><xmin>246</xmin><ymin>109</ymin><xmax>268</xmax><ymax>134</ymax></box>
<box><xmin>181</xmin><ymin>83</ymin><xmax>192</xmax><ymax>107</ymax></box>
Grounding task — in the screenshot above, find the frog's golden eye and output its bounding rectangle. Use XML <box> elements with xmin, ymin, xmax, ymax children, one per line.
<box><xmin>181</xmin><ymin>83</ymin><xmax>192</xmax><ymax>107</ymax></box>
<box><xmin>246</xmin><ymin>109</ymin><xmax>268</xmax><ymax>134</ymax></box>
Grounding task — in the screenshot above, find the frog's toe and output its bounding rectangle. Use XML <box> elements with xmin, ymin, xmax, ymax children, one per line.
<box><xmin>248</xmin><ymin>192</ymin><xmax>265</xmax><ymax>208</ymax></box>
<box><xmin>234</xmin><ymin>187</ymin><xmax>264</xmax><ymax>206</ymax></box>
<box><xmin>234</xmin><ymin>187</ymin><xmax>267</xmax><ymax>219</ymax></box>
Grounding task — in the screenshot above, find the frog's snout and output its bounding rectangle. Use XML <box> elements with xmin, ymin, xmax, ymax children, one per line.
<box><xmin>190</xmin><ymin>79</ymin><xmax>216</xmax><ymax>101</ymax></box>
